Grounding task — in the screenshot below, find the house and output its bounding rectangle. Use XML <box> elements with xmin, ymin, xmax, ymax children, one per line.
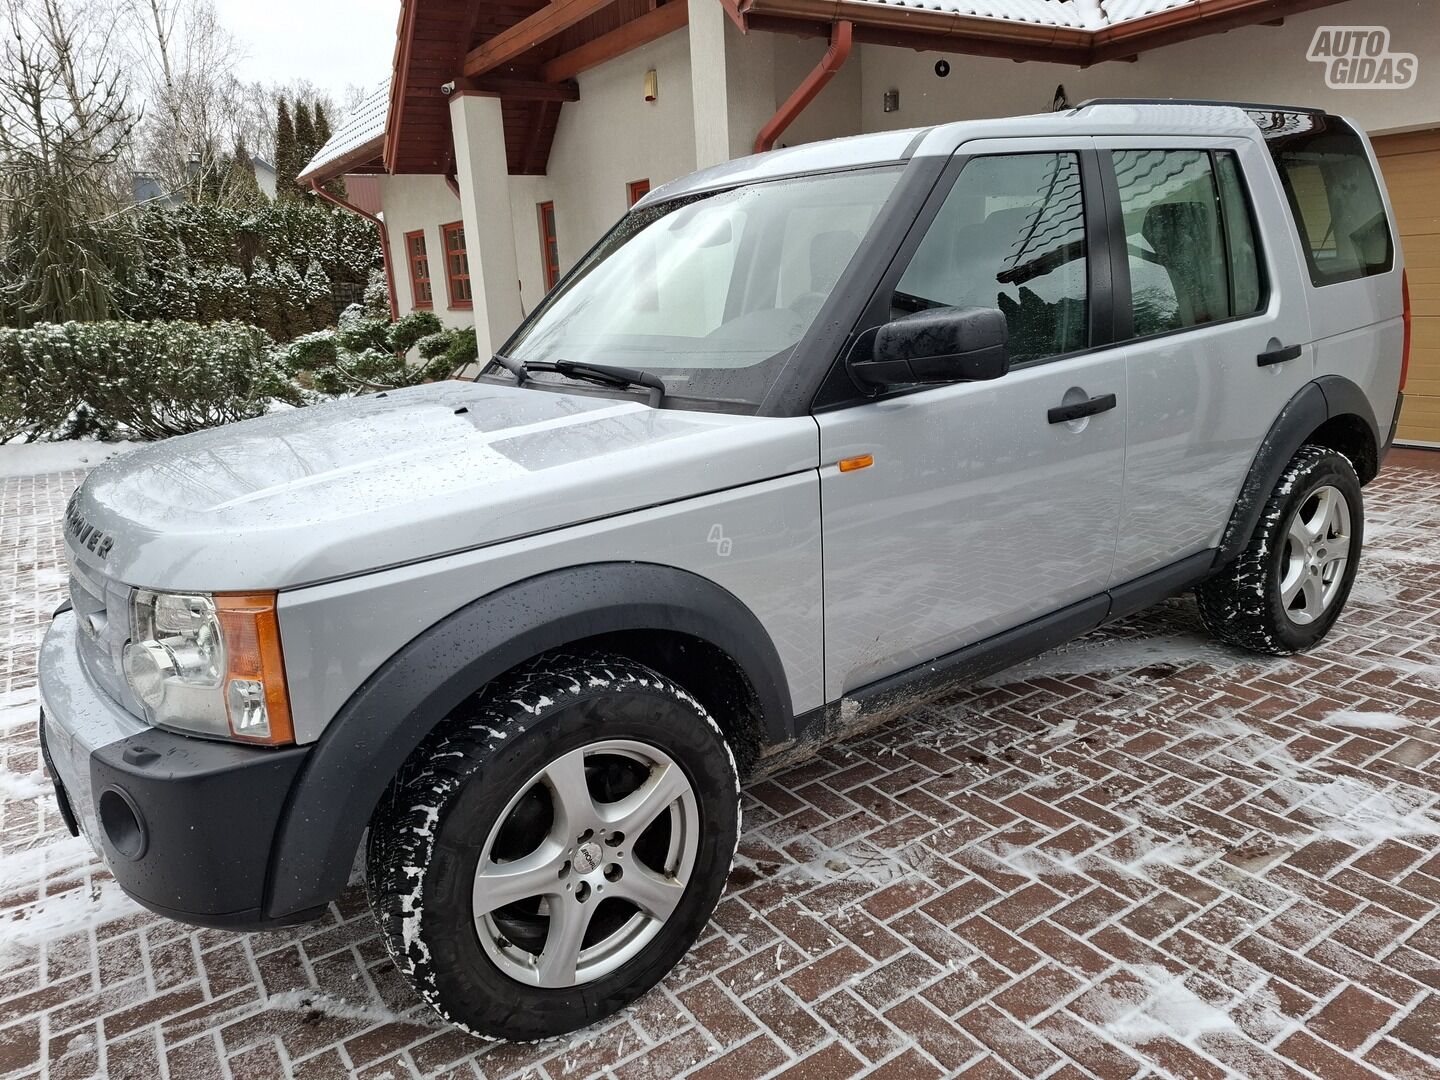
<box><xmin>133</xmin><ymin>155</ymin><xmax>279</xmax><ymax>206</ymax></box>
<box><xmin>296</xmin><ymin>0</ymin><xmax>1439</xmax><ymax>443</ymax></box>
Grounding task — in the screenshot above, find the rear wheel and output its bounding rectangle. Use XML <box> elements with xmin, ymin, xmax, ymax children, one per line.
<box><xmin>1197</xmin><ymin>445</ymin><xmax>1363</xmax><ymax>655</ymax></box>
<box><xmin>366</xmin><ymin>656</ymin><xmax>739</xmax><ymax>1040</ymax></box>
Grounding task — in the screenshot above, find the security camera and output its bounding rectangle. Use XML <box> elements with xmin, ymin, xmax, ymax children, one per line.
<box><xmin>440</xmin><ymin>80</ymin><xmax>455</xmax><ymax>96</ymax></box>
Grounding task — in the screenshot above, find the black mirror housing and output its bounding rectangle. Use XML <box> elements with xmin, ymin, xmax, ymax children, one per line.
<box><xmin>851</xmin><ymin>306</ymin><xmax>1009</xmax><ymax>390</ymax></box>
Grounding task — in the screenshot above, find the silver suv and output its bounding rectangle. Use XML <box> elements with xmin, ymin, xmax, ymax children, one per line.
<box><xmin>38</xmin><ymin>101</ymin><xmax>1409</xmax><ymax>1040</ymax></box>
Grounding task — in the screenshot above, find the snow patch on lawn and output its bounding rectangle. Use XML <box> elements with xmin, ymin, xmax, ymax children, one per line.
<box><xmin>0</xmin><ymin>441</ymin><xmax>141</xmax><ymax>478</ymax></box>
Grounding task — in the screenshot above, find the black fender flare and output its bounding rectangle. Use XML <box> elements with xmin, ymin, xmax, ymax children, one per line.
<box><xmin>1217</xmin><ymin>376</ymin><xmax>1379</xmax><ymax>564</ymax></box>
<box><xmin>265</xmin><ymin>562</ymin><xmax>793</xmax><ymax>918</ymax></box>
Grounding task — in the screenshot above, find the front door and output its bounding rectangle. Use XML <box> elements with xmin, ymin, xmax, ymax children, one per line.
<box><xmin>817</xmin><ymin>143</ymin><xmax>1127</xmax><ymax>698</ymax></box>
<box><xmin>1096</xmin><ymin>137</ymin><xmax>1315</xmax><ymax>582</ymax></box>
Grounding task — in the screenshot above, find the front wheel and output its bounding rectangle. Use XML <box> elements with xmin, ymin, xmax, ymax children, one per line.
<box><xmin>366</xmin><ymin>656</ymin><xmax>740</xmax><ymax>1040</ymax></box>
<box><xmin>1197</xmin><ymin>444</ymin><xmax>1363</xmax><ymax>655</ymax></box>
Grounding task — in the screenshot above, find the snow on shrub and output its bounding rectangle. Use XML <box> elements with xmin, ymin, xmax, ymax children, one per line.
<box><xmin>277</xmin><ymin>310</ymin><xmax>477</xmax><ymax>396</ymax></box>
<box><xmin>0</xmin><ymin>321</ymin><xmax>298</xmax><ymax>441</ymax></box>
<box><xmin>119</xmin><ymin>202</ymin><xmax>381</xmax><ymax>340</ymax></box>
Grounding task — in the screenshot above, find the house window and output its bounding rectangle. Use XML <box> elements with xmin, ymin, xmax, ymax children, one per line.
<box><xmin>441</xmin><ymin>221</ymin><xmax>472</xmax><ymax>308</ymax></box>
<box><xmin>404</xmin><ymin>230</ymin><xmax>432</xmax><ymax>309</ymax></box>
<box><xmin>538</xmin><ymin>201</ymin><xmax>560</xmax><ymax>290</ymax></box>
<box><xmin>627</xmin><ymin>179</ymin><xmax>651</xmax><ymax>207</ymax></box>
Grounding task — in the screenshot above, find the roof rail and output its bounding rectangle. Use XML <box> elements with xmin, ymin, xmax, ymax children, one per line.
<box><xmin>1072</xmin><ymin>97</ymin><xmax>1325</xmax><ymax>115</ymax></box>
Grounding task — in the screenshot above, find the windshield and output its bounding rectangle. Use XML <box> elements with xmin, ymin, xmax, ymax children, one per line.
<box><xmin>494</xmin><ymin>166</ymin><xmax>903</xmax><ymax>410</ymax></box>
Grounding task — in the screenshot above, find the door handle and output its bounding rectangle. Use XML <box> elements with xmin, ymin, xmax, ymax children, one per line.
<box><xmin>1257</xmin><ymin>344</ymin><xmax>1302</xmax><ymax>367</ymax></box>
<box><xmin>1048</xmin><ymin>393</ymin><xmax>1117</xmax><ymax>425</ymax></box>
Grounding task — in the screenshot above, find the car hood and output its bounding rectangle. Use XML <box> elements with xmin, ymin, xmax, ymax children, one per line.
<box><xmin>70</xmin><ymin>382</ymin><xmax>819</xmax><ymax>591</ymax></box>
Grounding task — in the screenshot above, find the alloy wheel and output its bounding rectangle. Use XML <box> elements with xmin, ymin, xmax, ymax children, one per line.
<box><xmin>1279</xmin><ymin>484</ymin><xmax>1352</xmax><ymax>626</ymax></box>
<box><xmin>471</xmin><ymin>739</ymin><xmax>699</xmax><ymax>988</ymax></box>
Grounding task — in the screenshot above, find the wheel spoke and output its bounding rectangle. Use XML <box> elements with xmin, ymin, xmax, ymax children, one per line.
<box><xmin>1320</xmin><ymin>534</ymin><xmax>1351</xmax><ymax>566</ymax></box>
<box><xmin>616</xmin><ymin>863</ymin><xmax>686</xmax><ymax>921</ymax></box>
<box><xmin>1300</xmin><ymin>573</ymin><xmax>1325</xmax><ymax>615</ymax></box>
<box><xmin>472</xmin><ymin>844</ymin><xmax>566</xmax><ymax>915</ymax></box>
<box><xmin>543</xmin><ymin>748</ymin><xmax>598</xmax><ymax>836</ymax></box>
<box><xmin>1303</xmin><ymin>489</ymin><xmax>1331</xmax><ymax>541</ymax></box>
<box><xmin>600</xmin><ymin>760</ymin><xmax>689</xmax><ymax>837</ymax></box>
<box><xmin>535</xmin><ymin>898</ymin><xmax>595</xmax><ymax>987</ymax></box>
<box><xmin>1287</xmin><ymin>510</ymin><xmax>1312</xmax><ymax>552</ymax></box>
<box><xmin>1280</xmin><ymin>561</ymin><xmax>1306</xmax><ymax>606</ymax></box>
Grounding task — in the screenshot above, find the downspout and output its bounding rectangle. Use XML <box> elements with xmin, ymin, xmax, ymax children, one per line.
<box><xmin>310</xmin><ymin>179</ymin><xmax>399</xmax><ymax>322</ymax></box>
<box><xmin>753</xmin><ymin>19</ymin><xmax>853</xmax><ymax>155</ymax></box>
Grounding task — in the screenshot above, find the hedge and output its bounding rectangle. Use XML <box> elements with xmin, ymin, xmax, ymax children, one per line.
<box><xmin>0</xmin><ymin>321</ymin><xmax>298</xmax><ymax>442</ymax></box>
<box><xmin>118</xmin><ymin>202</ymin><xmax>382</xmax><ymax>341</ymax></box>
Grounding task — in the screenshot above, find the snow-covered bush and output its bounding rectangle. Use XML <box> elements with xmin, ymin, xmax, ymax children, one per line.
<box><xmin>389</xmin><ymin>310</ymin><xmax>443</xmax><ymax>353</ymax></box>
<box><xmin>0</xmin><ymin>321</ymin><xmax>299</xmax><ymax>441</ymax></box>
<box><xmin>276</xmin><ymin>311</ymin><xmax>476</xmax><ymax>395</ymax></box>
<box><xmin>362</xmin><ymin>268</ymin><xmax>390</xmax><ymax>316</ymax></box>
<box><xmin>118</xmin><ymin>202</ymin><xmax>381</xmax><ymax>340</ymax></box>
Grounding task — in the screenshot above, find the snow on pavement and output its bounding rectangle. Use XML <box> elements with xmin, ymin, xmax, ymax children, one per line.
<box><xmin>3</xmin><ymin>456</ymin><xmax>1440</xmax><ymax>1079</ymax></box>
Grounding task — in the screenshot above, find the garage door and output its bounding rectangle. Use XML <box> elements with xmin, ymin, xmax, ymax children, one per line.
<box><xmin>1374</xmin><ymin>129</ymin><xmax>1440</xmax><ymax>445</ymax></box>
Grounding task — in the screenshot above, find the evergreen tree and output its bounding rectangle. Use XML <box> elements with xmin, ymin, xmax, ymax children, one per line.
<box><xmin>274</xmin><ymin>98</ymin><xmax>299</xmax><ymax>200</ymax></box>
<box><xmin>227</xmin><ymin>137</ymin><xmax>265</xmax><ymax>206</ymax></box>
<box><xmin>313</xmin><ymin>103</ymin><xmax>347</xmax><ymax>200</ymax></box>
<box><xmin>313</xmin><ymin>102</ymin><xmax>332</xmax><ymax>147</ymax></box>
<box><xmin>293</xmin><ymin>101</ymin><xmax>318</xmax><ymax>191</ymax></box>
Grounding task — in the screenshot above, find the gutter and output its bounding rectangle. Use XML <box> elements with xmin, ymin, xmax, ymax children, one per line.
<box><xmin>754</xmin><ymin>19</ymin><xmax>853</xmax><ymax>154</ymax></box>
<box><xmin>310</xmin><ymin>180</ymin><xmax>400</xmax><ymax>322</ymax></box>
<box><xmin>733</xmin><ymin>0</ymin><xmax>1335</xmax><ymax>64</ymax></box>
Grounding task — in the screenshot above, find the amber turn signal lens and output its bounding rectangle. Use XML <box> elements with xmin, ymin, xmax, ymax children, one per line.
<box><xmin>215</xmin><ymin>593</ymin><xmax>294</xmax><ymax>745</ymax></box>
<box><xmin>838</xmin><ymin>454</ymin><xmax>874</xmax><ymax>473</ymax></box>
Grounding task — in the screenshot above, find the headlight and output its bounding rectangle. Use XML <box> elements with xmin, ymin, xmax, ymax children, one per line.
<box><xmin>122</xmin><ymin>590</ymin><xmax>294</xmax><ymax>745</ymax></box>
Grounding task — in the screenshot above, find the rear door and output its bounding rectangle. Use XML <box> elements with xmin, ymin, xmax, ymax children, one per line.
<box><xmin>816</xmin><ymin>140</ymin><xmax>1127</xmax><ymax>698</ymax></box>
<box><xmin>1095</xmin><ymin>136</ymin><xmax>1315</xmax><ymax>583</ymax></box>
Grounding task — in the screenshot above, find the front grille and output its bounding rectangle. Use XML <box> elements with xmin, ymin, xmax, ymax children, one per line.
<box><xmin>66</xmin><ymin>549</ymin><xmax>130</xmax><ymax>709</ymax></box>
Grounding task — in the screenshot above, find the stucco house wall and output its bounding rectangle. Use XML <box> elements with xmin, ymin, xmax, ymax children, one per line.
<box><xmin>376</xmin><ymin>174</ymin><xmax>473</xmax><ymax>329</ymax></box>
<box><xmin>856</xmin><ymin>0</ymin><xmax>1439</xmax><ymax>138</ymax></box>
<box><xmin>508</xmin><ymin>27</ymin><xmax>699</xmax><ymax>315</ymax></box>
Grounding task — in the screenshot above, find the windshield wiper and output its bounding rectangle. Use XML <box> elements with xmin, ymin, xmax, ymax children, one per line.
<box><xmin>487</xmin><ymin>353</ymin><xmax>529</xmax><ymax>382</ymax></box>
<box><xmin>527</xmin><ymin>359</ymin><xmax>667</xmax><ymax>406</ymax></box>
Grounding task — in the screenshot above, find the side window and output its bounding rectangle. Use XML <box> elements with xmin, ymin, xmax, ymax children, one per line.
<box><xmin>1215</xmin><ymin>154</ymin><xmax>1265</xmax><ymax>317</ymax></box>
<box><xmin>404</xmin><ymin>230</ymin><xmax>432</xmax><ymax>309</ymax></box>
<box><xmin>1259</xmin><ymin>115</ymin><xmax>1393</xmax><ymax>286</ymax></box>
<box><xmin>1112</xmin><ymin>149</ymin><xmax>1263</xmax><ymax>338</ymax></box>
<box><xmin>894</xmin><ymin>153</ymin><xmax>1088</xmax><ymax>364</ymax></box>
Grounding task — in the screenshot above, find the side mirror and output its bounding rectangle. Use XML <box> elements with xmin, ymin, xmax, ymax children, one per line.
<box><xmin>850</xmin><ymin>306</ymin><xmax>1009</xmax><ymax>390</ymax></box>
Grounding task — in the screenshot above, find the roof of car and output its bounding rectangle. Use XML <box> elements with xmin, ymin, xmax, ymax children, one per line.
<box><xmin>642</xmin><ymin>101</ymin><xmax>1296</xmax><ymax>207</ymax></box>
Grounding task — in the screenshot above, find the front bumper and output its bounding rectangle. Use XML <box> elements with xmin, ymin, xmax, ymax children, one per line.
<box><xmin>39</xmin><ymin>611</ymin><xmax>315</xmax><ymax>928</ymax></box>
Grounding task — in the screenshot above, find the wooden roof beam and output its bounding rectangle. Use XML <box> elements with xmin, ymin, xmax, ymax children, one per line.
<box><xmin>541</xmin><ymin>0</ymin><xmax>689</xmax><ymax>83</ymax></box>
<box><xmin>463</xmin><ymin>0</ymin><xmax>618</xmax><ymax>78</ymax></box>
<box><xmin>454</xmin><ymin>76</ymin><xmax>580</xmax><ymax>101</ymax></box>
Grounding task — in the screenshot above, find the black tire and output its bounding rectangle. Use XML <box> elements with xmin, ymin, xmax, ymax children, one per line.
<box><xmin>1196</xmin><ymin>445</ymin><xmax>1363</xmax><ymax>655</ymax></box>
<box><xmin>366</xmin><ymin>655</ymin><xmax>740</xmax><ymax>1041</ymax></box>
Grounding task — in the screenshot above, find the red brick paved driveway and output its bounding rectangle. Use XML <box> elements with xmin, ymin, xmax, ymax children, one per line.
<box><xmin>4</xmin><ymin>451</ymin><xmax>1440</xmax><ymax>1079</ymax></box>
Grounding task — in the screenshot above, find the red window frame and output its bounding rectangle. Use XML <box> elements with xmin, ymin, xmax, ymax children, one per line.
<box><xmin>404</xmin><ymin>229</ymin><xmax>433</xmax><ymax>309</ymax></box>
<box><xmin>440</xmin><ymin>220</ymin><xmax>472</xmax><ymax>309</ymax></box>
<box><xmin>627</xmin><ymin>179</ymin><xmax>651</xmax><ymax>207</ymax></box>
<box><xmin>538</xmin><ymin>201</ymin><xmax>560</xmax><ymax>290</ymax></box>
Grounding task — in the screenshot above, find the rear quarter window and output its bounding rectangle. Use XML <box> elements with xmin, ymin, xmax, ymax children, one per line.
<box><xmin>1251</xmin><ymin>112</ymin><xmax>1394</xmax><ymax>287</ymax></box>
